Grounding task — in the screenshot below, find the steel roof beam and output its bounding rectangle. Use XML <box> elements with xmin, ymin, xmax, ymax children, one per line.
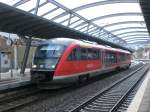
<box><xmin>128</xmin><ymin>40</ymin><xmax>150</xmax><ymax>43</ymax></box>
<box><xmin>0</xmin><ymin>1</ymin><xmax>132</xmax><ymax>51</ymax></box>
<box><xmin>41</xmin><ymin>7</ymin><xmax>59</xmax><ymax>17</ymax></box>
<box><xmin>124</xmin><ymin>37</ymin><xmax>150</xmax><ymax>40</ymax></box>
<box><xmin>90</xmin><ymin>12</ymin><xmax>142</xmax><ymax>22</ymax></box>
<box><xmin>126</xmin><ymin>39</ymin><xmax>150</xmax><ymax>42</ymax></box>
<box><xmin>58</xmin><ymin>15</ymin><xmax>75</xmax><ymax>24</ymax></box>
<box><xmin>73</xmin><ymin>0</ymin><xmax>137</xmax><ymax>12</ymax></box>
<box><xmin>77</xmin><ymin>24</ymin><xmax>88</xmax><ymax>31</ymax></box>
<box><xmin>140</xmin><ymin>0</ymin><xmax>150</xmax><ymax>37</ymax></box>
<box><xmin>116</xmin><ymin>31</ymin><xmax>148</xmax><ymax>37</ymax></box>
<box><xmin>13</xmin><ymin>0</ymin><xmax>30</xmax><ymax>7</ymax></box>
<box><xmin>103</xmin><ymin>21</ymin><xmax>145</xmax><ymax>28</ymax></box>
<box><xmin>52</xmin><ymin>0</ymin><xmax>137</xmax><ymax>20</ymax></box>
<box><xmin>28</xmin><ymin>1</ymin><xmax>48</xmax><ymax>13</ymax></box>
<box><xmin>69</xmin><ymin>19</ymin><xmax>82</xmax><ymax>26</ymax></box>
<box><xmin>48</xmin><ymin>0</ymin><xmax>126</xmax><ymax>44</ymax></box>
<box><xmin>72</xmin><ymin>21</ymin><xmax>88</xmax><ymax>29</ymax></box>
<box><xmin>89</xmin><ymin>29</ymin><xmax>99</xmax><ymax>35</ymax></box>
<box><xmin>91</xmin><ymin>30</ymin><xmax>100</xmax><ymax>36</ymax></box>
<box><xmin>110</xmin><ymin>27</ymin><xmax>147</xmax><ymax>33</ymax></box>
<box><xmin>121</xmin><ymin>34</ymin><xmax>149</xmax><ymax>39</ymax></box>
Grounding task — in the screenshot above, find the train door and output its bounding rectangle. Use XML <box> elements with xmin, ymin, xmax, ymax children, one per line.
<box><xmin>101</xmin><ymin>49</ymin><xmax>105</xmax><ymax>68</ymax></box>
<box><xmin>65</xmin><ymin>47</ymin><xmax>80</xmax><ymax>75</ymax></box>
<box><xmin>75</xmin><ymin>47</ymin><xmax>80</xmax><ymax>72</ymax></box>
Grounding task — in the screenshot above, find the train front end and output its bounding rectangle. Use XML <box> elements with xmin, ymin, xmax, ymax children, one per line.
<box><xmin>31</xmin><ymin>42</ymin><xmax>66</xmax><ymax>85</ymax></box>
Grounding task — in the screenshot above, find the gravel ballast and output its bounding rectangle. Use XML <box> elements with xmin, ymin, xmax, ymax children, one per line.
<box><xmin>15</xmin><ymin>64</ymin><xmax>141</xmax><ymax>112</ymax></box>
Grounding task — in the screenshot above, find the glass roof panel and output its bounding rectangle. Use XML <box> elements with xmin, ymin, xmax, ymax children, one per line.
<box><xmin>37</xmin><ymin>3</ymin><xmax>57</xmax><ymax>16</ymax></box>
<box><xmin>106</xmin><ymin>23</ymin><xmax>146</xmax><ymax>31</ymax></box>
<box><xmin>53</xmin><ymin>14</ymin><xmax>70</xmax><ymax>23</ymax></box>
<box><xmin>39</xmin><ymin>0</ymin><xmax>47</xmax><ymax>4</ymax></box>
<box><xmin>75</xmin><ymin>24</ymin><xmax>88</xmax><ymax>30</ymax></box>
<box><xmin>94</xmin><ymin>16</ymin><xmax>144</xmax><ymax>27</ymax></box>
<box><xmin>16</xmin><ymin>0</ymin><xmax>36</xmax><ymax>11</ymax></box>
<box><xmin>60</xmin><ymin>20</ymin><xmax>68</xmax><ymax>26</ymax></box>
<box><xmin>54</xmin><ymin>0</ymin><xmax>104</xmax><ymax>9</ymax></box>
<box><xmin>43</xmin><ymin>8</ymin><xmax>65</xmax><ymax>20</ymax></box>
<box><xmin>80</xmin><ymin>27</ymin><xmax>88</xmax><ymax>32</ymax></box>
<box><xmin>76</xmin><ymin>3</ymin><xmax>141</xmax><ymax>20</ymax></box>
<box><xmin>113</xmin><ymin>29</ymin><xmax>147</xmax><ymax>35</ymax></box>
<box><xmin>125</xmin><ymin>38</ymin><xmax>150</xmax><ymax>42</ymax></box>
<box><xmin>125</xmin><ymin>39</ymin><xmax>150</xmax><ymax>43</ymax></box>
<box><xmin>70</xmin><ymin>16</ymin><xmax>80</xmax><ymax>23</ymax></box>
<box><xmin>122</xmin><ymin>35</ymin><xmax>150</xmax><ymax>39</ymax></box>
<box><xmin>0</xmin><ymin>0</ymin><xmax>149</xmax><ymax>47</ymax></box>
<box><xmin>70</xmin><ymin>20</ymin><xmax>85</xmax><ymax>28</ymax></box>
<box><xmin>128</xmin><ymin>40</ymin><xmax>149</xmax><ymax>43</ymax></box>
<box><xmin>0</xmin><ymin>0</ymin><xmax>20</xmax><ymax>6</ymax></box>
<box><xmin>118</xmin><ymin>32</ymin><xmax>149</xmax><ymax>38</ymax></box>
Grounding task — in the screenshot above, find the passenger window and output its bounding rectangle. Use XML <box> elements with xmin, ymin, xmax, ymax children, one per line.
<box><xmin>105</xmin><ymin>51</ymin><xmax>117</xmax><ymax>65</ymax></box>
<box><xmin>81</xmin><ymin>48</ymin><xmax>88</xmax><ymax>60</ymax></box>
<box><xmin>87</xmin><ymin>48</ymin><xmax>100</xmax><ymax>60</ymax></box>
<box><xmin>68</xmin><ymin>48</ymin><xmax>78</xmax><ymax>61</ymax></box>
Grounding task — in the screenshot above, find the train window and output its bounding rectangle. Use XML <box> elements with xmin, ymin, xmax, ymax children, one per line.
<box><xmin>120</xmin><ymin>53</ymin><xmax>126</xmax><ymax>61</ymax></box>
<box><xmin>35</xmin><ymin>44</ymin><xmax>65</xmax><ymax>58</ymax></box>
<box><xmin>101</xmin><ymin>50</ymin><xmax>105</xmax><ymax>64</ymax></box>
<box><xmin>87</xmin><ymin>48</ymin><xmax>100</xmax><ymax>60</ymax></box>
<box><xmin>68</xmin><ymin>47</ymin><xmax>101</xmax><ymax>61</ymax></box>
<box><xmin>68</xmin><ymin>48</ymin><xmax>79</xmax><ymax>61</ymax></box>
<box><xmin>105</xmin><ymin>51</ymin><xmax>117</xmax><ymax>65</ymax></box>
<box><xmin>87</xmin><ymin>48</ymin><xmax>93</xmax><ymax>60</ymax></box>
<box><xmin>80</xmin><ymin>48</ymin><xmax>88</xmax><ymax>60</ymax></box>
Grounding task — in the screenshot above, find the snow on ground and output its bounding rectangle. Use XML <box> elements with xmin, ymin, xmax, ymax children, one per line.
<box><xmin>0</xmin><ymin>68</ymin><xmax>30</xmax><ymax>80</ymax></box>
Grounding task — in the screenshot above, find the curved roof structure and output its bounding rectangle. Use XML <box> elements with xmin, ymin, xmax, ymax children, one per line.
<box><xmin>0</xmin><ymin>0</ymin><xmax>149</xmax><ymax>49</ymax></box>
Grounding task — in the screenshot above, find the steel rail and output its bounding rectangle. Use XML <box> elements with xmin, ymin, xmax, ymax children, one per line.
<box><xmin>69</xmin><ymin>65</ymin><xmax>146</xmax><ymax>112</ymax></box>
<box><xmin>110</xmin><ymin>66</ymin><xmax>149</xmax><ymax>112</ymax></box>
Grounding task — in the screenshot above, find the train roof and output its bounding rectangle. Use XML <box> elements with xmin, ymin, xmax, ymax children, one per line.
<box><xmin>41</xmin><ymin>38</ymin><xmax>131</xmax><ymax>54</ymax></box>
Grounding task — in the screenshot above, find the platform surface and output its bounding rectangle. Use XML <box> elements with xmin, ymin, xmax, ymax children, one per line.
<box><xmin>127</xmin><ymin>68</ymin><xmax>150</xmax><ymax>112</ymax></box>
<box><xmin>0</xmin><ymin>77</ymin><xmax>30</xmax><ymax>91</ymax></box>
<box><xmin>0</xmin><ymin>68</ymin><xmax>31</xmax><ymax>91</ymax></box>
<box><xmin>138</xmin><ymin>72</ymin><xmax>150</xmax><ymax>112</ymax></box>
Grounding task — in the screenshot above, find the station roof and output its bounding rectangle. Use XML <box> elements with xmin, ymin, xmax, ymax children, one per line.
<box><xmin>0</xmin><ymin>0</ymin><xmax>149</xmax><ymax>50</ymax></box>
<box><xmin>0</xmin><ymin>2</ymin><xmax>133</xmax><ymax>52</ymax></box>
<box><xmin>140</xmin><ymin>0</ymin><xmax>150</xmax><ymax>38</ymax></box>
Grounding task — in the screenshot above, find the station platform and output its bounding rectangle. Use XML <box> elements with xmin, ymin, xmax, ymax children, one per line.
<box><xmin>0</xmin><ymin>69</ymin><xmax>31</xmax><ymax>91</ymax></box>
<box><xmin>0</xmin><ymin>77</ymin><xmax>30</xmax><ymax>91</ymax></box>
<box><xmin>127</xmin><ymin>68</ymin><xmax>150</xmax><ymax>112</ymax></box>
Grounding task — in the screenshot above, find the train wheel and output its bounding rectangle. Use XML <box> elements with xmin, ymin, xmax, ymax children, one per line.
<box><xmin>78</xmin><ymin>74</ymin><xmax>89</xmax><ymax>83</ymax></box>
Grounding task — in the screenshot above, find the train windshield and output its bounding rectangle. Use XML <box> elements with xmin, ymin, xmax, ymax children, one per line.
<box><xmin>35</xmin><ymin>44</ymin><xmax>65</xmax><ymax>58</ymax></box>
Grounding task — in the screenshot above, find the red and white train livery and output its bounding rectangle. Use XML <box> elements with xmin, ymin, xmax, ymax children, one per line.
<box><xmin>31</xmin><ymin>38</ymin><xmax>131</xmax><ymax>86</ymax></box>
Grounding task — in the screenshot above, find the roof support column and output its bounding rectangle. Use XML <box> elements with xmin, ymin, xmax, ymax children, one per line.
<box><xmin>67</xmin><ymin>13</ymin><xmax>72</xmax><ymax>26</ymax></box>
<box><xmin>34</xmin><ymin>0</ymin><xmax>40</xmax><ymax>15</ymax></box>
<box><xmin>20</xmin><ymin>36</ymin><xmax>32</xmax><ymax>75</ymax></box>
<box><xmin>98</xmin><ymin>28</ymin><xmax>102</xmax><ymax>38</ymax></box>
<box><xmin>20</xmin><ymin>0</ymin><xmax>40</xmax><ymax>75</ymax></box>
<box><xmin>86</xmin><ymin>23</ymin><xmax>90</xmax><ymax>34</ymax></box>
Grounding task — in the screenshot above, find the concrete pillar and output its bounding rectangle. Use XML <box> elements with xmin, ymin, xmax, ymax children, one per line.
<box><xmin>14</xmin><ymin>45</ymin><xmax>18</xmax><ymax>69</ymax></box>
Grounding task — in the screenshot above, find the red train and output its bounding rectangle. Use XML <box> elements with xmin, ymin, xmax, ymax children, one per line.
<box><xmin>31</xmin><ymin>38</ymin><xmax>131</xmax><ymax>87</ymax></box>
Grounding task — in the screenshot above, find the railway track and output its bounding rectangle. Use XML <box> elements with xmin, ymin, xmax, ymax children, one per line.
<box><xmin>0</xmin><ymin>83</ymin><xmax>71</xmax><ymax>112</ymax></box>
<box><xmin>69</xmin><ymin>65</ymin><xmax>149</xmax><ymax>112</ymax></box>
<box><xmin>0</xmin><ymin>64</ymin><xmax>147</xmax><ymax>112</ymax></box>
<box><xmin>0</xmin><ymin>86</ymin><xmax>43</xmax><ymax>112</ymax></box>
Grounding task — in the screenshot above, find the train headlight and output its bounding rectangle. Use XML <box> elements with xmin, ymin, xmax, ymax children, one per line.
<box><xmin>32</xmin><ymin>64</ymin><xmax>37</xmax><ymax>68</ymax></box>
<box><xmin>51</xmin><ymin>65</ymin><xmax>55</xmax><ymax>69</ymax></box>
